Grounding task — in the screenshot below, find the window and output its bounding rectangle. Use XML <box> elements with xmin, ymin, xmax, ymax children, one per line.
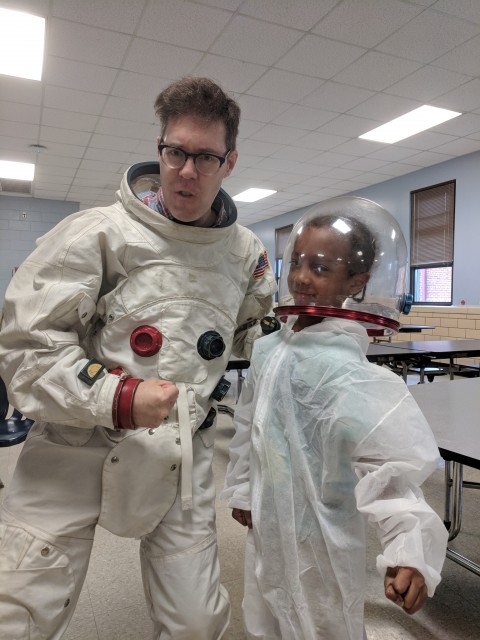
<box><xmin>410</xmin><ymin>180</ymin><xmax>455</xmax><ymax>305</ymax></box>
<box><xmin>275</xmin><ymin>224</ymin><xmax>293</xmax><ymax>301</ymax></box>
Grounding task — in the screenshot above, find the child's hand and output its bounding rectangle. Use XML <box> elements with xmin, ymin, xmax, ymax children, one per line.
<box><xmin>384</xmin><ymin>566</ymin><xmax>428</xmax><ymax>614</ymax></box>
<box><xmin>232</xmin><ymin>508</ymin><xmax>252</xmax><ymax>529</ymax></box>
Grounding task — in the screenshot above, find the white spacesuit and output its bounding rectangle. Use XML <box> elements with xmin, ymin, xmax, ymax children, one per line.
<box><xmin>0</xmin><ymin>161</ymin><xmax>276</xmax><ymax>639</ymax></box>
<box><xmin>223</xmin><ymin>317</ymin><xmax>447</xmax><ymax>639</ymax></box>
<box><xmin>222</xmin><ymin>197</ymin><xmax>448</xmax><ymax>639</ymax></box>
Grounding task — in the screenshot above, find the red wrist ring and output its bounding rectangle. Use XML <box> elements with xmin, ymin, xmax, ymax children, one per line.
<box><xmin>111</xmin><ymin>371</ymin><xmax>143</xmax><ymax>430</ymax></box>
<box><xmin>117</xmin><ymin>377</ymin><xmax>143</xmax><ymax>430</ymax></box>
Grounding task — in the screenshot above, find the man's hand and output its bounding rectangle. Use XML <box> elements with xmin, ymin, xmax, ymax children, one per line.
<box><xmin>132</xmin><ymin>379</ymin><xmax>179</xmax><ymax>429</ymax></box>
<box><xmin>384</xmin><ymin>566</ymin><xmax>428</xmax><ymax>614</ymax></box>
<box><xmin>232</xmin><ymin>508</ymin><xmax>252</xmax><ymax>529</ymax></box>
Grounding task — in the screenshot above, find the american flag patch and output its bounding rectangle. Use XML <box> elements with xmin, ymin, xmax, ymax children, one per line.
<box><xmin>253</xmin><ymin>249</ymin><xmax>269</xmax><ymax>279</ymax></box>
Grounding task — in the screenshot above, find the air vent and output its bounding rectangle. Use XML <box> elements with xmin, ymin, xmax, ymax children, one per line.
<box><xmin>0</xmin><ymin>179</ymin><xmax>32</xmax><ymax>195</ymax></box>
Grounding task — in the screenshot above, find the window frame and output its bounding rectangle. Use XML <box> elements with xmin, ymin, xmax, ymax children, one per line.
<box><xmin>410</xmin><ymin>180</ymin><xmax>455</xmax><ymax>306</ymax></box>
<box><xmin>274</xmin><ymin>224</ymin><xmax>293</xmax><ymax>302</ymax></box>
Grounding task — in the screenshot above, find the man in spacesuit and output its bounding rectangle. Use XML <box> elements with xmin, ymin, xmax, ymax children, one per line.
<box><xmin>0</xmin><ymin>76</ymin><xmax>276</xmax><ymax>639</ymax></box>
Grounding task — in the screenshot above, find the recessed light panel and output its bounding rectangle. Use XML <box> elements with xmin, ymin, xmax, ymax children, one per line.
<box><xmin>359</xmin><ymin>106</ymin><xmax>461</xmax><ymax>144</ymax></box>
<box><xmin>0</xmin><ymin>8</ymin><xmax>45</xmax><ymax>81</ymax></box>
<box><xmin>233</xmin><ymin>188</ymin><xmax>277</xmax><ymax>203</ymax></box>
<box><xmin>0</xmin><ymin>160</ymin><xmax>35</xmax><ymax>181</ymax></box>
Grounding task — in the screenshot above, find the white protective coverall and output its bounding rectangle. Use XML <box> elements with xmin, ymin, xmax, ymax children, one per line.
<box><xmin>223</xmin><ymin>317</ymin><xmax>448</xmax><ymax>640</ymax></box>
<box><xmin>0</xmin><ymin>162</ymin><xmax>276</xmax><ymax>640</ymax></box>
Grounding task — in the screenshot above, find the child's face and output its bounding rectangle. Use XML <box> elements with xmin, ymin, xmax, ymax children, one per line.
<box><xmin>287</xmin><ymin>225</ymin><xmax>370</xmax><ymax>307</ymax></box>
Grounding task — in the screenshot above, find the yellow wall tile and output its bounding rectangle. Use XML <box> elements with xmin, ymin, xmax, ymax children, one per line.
<box><xmin>458</xmin><ymin>319</ymin><xmax>476</xmax><ymax>329</ymax></box>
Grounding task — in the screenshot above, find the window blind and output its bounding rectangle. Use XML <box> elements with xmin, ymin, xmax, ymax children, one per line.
<box><xmin>275</xmin><ymin>224</ymin><xmax>293</xmax><ymax>260</ymax></box>
<box><xmin>411</xmin><ymin>181</ymin><xmax>455</xmax><ymax>267</ymax></box>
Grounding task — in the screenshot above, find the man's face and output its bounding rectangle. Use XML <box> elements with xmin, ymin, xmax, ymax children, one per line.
<box><xmin>158</xmin><ymin>115</ymin><xmax>238</xmax><ymax>226</ymax></box>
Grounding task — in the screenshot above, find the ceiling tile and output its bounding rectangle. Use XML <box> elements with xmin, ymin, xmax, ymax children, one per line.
<box><xmin>123</xmin><ymin>38</ymin><xmax>203</xmax><ymax>77</ymax></box>
<box><xmin>0</xmin><ymin>101</ymin><xmax>40</xmax><ymax>124</ymax></box>
<box><xmin>273</xmin><ymin>105</ymin><xmax>337</xmax><ymax>130</ymax></box>
<box><xmin>385</xmin><ymin>64</ymin><xmax>472</xmax><ymax>101</ymax></box>
<box><xmin>210</xmin><ymin>15</ymin><xmax>303</xmax><ymax>65</ymax></box>
<box><xmin>39</xmin><ymin>126</ymin><xmax>91</xmax><ymax>146</ymax></box>
<box><xmin>48</xmin><ymin>18</ymin><xmax>132</xmax><ymax>67</ymax></box>
<box><xmin>434</xmin><ymin>113</ymin><xmax>480</xmax><ymax>137</ymax></box>
<box><xmin>239</xmin><ymin>0</ymin><xmax>338</xmax><ymax>31</ymax></box>
<box><xmin>377</xmin><ymin>9</ymin><xmax>480</xmax><ymax>63</ymax></box>
<box><xmin>193</xmin><ymin>55</ymin><xmax>267</xmax><ymax>93</ymax></box>
<box><xmin>0</xmin><ymin>75</ymin><xmax>43</xmax><ymax>105</ymax></box>
<box><xmin>137</xmin><ymin>1</ymin><xmax>232</xmax><ymax>49</ymax></box>
<box><xmin>405</xmin><ymin>150</ymin><xmax>455</xmax><ymax>166</ymax></box>
<box><xmin>431</xmin><ymin>138</ymin><xmax>480</xmax><ymax>155</ymax></box>
<box><xmin>276</xmin><ymin>34</ymin><xmax>365</xmax><ymax>79</ymax></box>
<box><xmin>246</xmin><ymin>69</ymin><xmax>324</xmax><ymax>103</ymax></box>
<box><xmin>318</xmin><ymin>114</ymin><xmax>381</xmax><ymax>137</ymax></box>
<box><xmin>299</xmin><ymin>81</ymin><xmax>374</xmax><ymax>112</ymax></box>
<box><xmin>0</xmin><ymin>120</ymin><xmax>39</xmax><ymax>140</ymax></box>
<box><xmin>435</xmin><ymin>79</ymin><xmax>480</xmax><ymax>112</ymax></box>
<box><xmin>43</xmin><ymin>86</ymin><xmax>107</xmax><ymax>115</ymax></box>
<box><xmin>52</xmin><ymin>0</ymin><xmax>147</xmax><ymax>33</ymax></box>
<box><xmin>433</xmin><ymin>35</ymin><xmax>480</xmax><ymax>78</ymax></box>
<box><xmin>313</xmin><ymin>0</ymin><xmax>423</xmax><ymax>48</ymax></box>
<box><xmin>432</xmin><ymin>0</ymin><xmax>480</xmax><ymax>25</ymax></box>
<box><xmin>41</xmin><ymin>108</ymin><xmax>98</xmax><ymax>132</ymax></box>
<box><xmin>347</xmin><ymin>93</ymin><xmax>420</xmax><ymax>121</ymax></box>
<box><xmin>45</xmin><ymin>57</ymin><xmax>118</xmax><ymax>94</ymax></box>
<box><xmin>236</xmin><ymin>94</ymin><xmax>290</xmax><ymax>123</ymax></box>
<box><xmin>334</xmin><ymin>52</ymin><xmax>422</xmax><ymax>91</ymax></box>
<box><xmin>101</xmin><ymin>95</ymin><xmax>155</xmax><ymax>123</ymax></box>
<box><xmin>294</xmin><ymin>131</ymin><xmax>349</xmax><ymax>151</ymax></box>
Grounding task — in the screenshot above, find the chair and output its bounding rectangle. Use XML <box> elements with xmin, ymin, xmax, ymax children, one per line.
<box><xmin>217</xmin><ymin>359</ymin><xmax>250</xmax><ymax>418</ymax></box>
<box><xmin>0</xmin><ymin>377</ymin><xmax>34</xmax><ymax>488</ymax></box>
<box><xmin>407</xmin><ymin>364</ymin><xmax>447</xmax><ymax>383</ymax></box>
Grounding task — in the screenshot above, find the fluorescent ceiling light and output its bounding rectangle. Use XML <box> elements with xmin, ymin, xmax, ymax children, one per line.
<box><xmin>0</xmin><ymin>160</ymin><xmax>35</xmax><ymax>181</ymax></box>
<box><xmin>359</xmin><ymin>105</ymin><xmax>461</xmax><ymax>144</ymax></box>
<box><xmin>0</xmin><ymin>8</ymin><xmax>46</xmax><ymax>81</ymax></box>
<box><xmin>233</xmin><ymin>188</ymin><xmax>277</xmax><ymax>203</ymax></box>
<box><xmin>333</xmin><ymin>219</ymin><xmax>351</xmax><ymax>234</ymax></box>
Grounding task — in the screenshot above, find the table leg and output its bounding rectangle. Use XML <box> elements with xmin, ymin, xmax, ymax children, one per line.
<box><xmin>442</xmin><ymin>461</ymin><xmax>480</xmax><ymax>575</ymax></box>
<box><xmin>448</xmin><ymin>462</ymin><xmax>463</xmax><ymax>541</ymax></box>
<box><xmin>237</xmin><ymin>369</ymin><xmax>245</xmax><ymax>400</ymax></box>
<box><xmin>444</xmin><ymin>460</ymin><xmax>452</xmax><ymax>531</ymax></box>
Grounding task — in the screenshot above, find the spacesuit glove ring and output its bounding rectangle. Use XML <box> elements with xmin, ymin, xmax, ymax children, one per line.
<box><xmin>112</xmin><ymin>373</ymin><xmax>143</xmax><ymax>430</ymax></box>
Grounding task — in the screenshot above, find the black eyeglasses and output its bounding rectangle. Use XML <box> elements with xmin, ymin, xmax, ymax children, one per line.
<box><xmin>158</xmin><ymin>144</ymin><xmax>231</xmax><ymax>176</ymax></box>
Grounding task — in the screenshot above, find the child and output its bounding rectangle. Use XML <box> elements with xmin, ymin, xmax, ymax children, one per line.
<box><xmin>222</xmin><ymin>197</ymin><xmax>448</xmax><ymax>640</ymax></box>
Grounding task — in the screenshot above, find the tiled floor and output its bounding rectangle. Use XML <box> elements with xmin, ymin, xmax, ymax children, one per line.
<box><xmin>1</xmin><ymin>374</ymin><xmax>480</xmax><ymax>639</ymax></box>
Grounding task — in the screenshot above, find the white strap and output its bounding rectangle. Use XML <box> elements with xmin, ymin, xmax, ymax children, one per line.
<box><xmin>176</xmin><ymin>382</ymin><xmax>193</xmax><ymax>510</ymax></box>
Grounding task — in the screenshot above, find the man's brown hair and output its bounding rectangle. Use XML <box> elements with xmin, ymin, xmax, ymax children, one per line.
<box><xmin>155</xmin><ymin>76</ymin><xmax>240</xmax><ymax>151</ymax></box>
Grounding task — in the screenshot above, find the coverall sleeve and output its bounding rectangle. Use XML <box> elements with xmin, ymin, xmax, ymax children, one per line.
<box><xmin>231</xmin><ymin>240</ymin><xmax>276</xmax><ymax>360</ymax></box>
<box><xmin>221</xmin><ymin>364</ymin><xmax>257</xmax><ymax>510</ymax></box>
<box><xmin>351</xmin><ymin>390</ymin><xmax>448</xmax><ymax>596</ymax></box>
<box><xmin>0</xmin><ymin>209</ymin><xmax>127</xmax><ymax>428</ymax></box>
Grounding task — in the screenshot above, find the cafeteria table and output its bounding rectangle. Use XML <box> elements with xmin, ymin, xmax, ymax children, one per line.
<box><xmin>367</xmin><ymin>339</ymin><xmax>480</xmax><ymax>381</ymax></box>
<box><xmin>410</xmin><ymin>378</ymin><xmax>480</xmax><ymax>576</ymax></box>
<box><xmin>366</xmin><ymin>342</ymin><xmax>432</xmax><ymax>380</ymax></box>
<box><xmin>371</xmin><ymin>324</ymin><xmax>435</xmax><ymax>342</ymax></box>
<box><xmin>388</xmin><ymin>339</ymin><xmax>480</xmax><ymax>379</ymax></box>
<box><xmin>399</xmin><ymin>324</ymin><xmax>436</xmax><ymax>333</ymax></box>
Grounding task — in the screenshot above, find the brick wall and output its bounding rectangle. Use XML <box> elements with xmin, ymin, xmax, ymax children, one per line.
<box><xmin>393</xmin><ymin>305</ymin><xmax>480</xmax><ymax>366</ymax></box>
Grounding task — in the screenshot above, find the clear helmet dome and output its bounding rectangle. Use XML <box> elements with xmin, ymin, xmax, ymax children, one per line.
<box><xmin>275</xmin><ymin>196</ymin><xmax>412</xmax><ymax>335</ymax></box>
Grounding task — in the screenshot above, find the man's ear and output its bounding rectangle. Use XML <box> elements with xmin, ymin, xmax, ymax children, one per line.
<box><xmin>224</xmin><ymin>150</ymin><xmax>238</xmax><ymax>177</ymax></box>
<box><xmin>349</xmin><ymin>272</ymin><xmax>370</xmax><ymax>296</ymax></box>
